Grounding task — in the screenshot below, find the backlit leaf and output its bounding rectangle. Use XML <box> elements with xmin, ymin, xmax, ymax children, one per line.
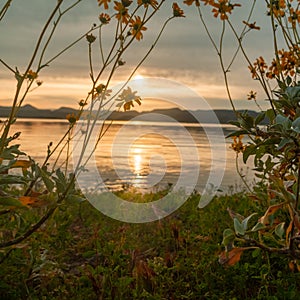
<box><xmin>234</xmin><ymin>218</ymin><xmax>245</xmax><ymax>235</ymax></box>
<box><xmin>219</xmin><ymin>247</ymin><xmax>247</xmax><ymax>266</ymax></box>
<box><xmin>11</xmin><ymin>160</ymin><xmax>31</xmax><ymax>169</ymax></box>
<box><xmin>259</xmin><ymin>203</ymin><xmax>285</xmax><ymax>225</ymax></box>
<box><xmin>242</xmin><ymin>213</ymin><xmax>257</xmax><ymax>231</ymax></box>
<box><xmin>275</xmin><ymin>222</ymin><xmax>285</xmax><ymax>239</ymax></box>
<box><xmin>222</xmin><ymin>228</ymin><xmax>235</xmax><ymax>247</ymax></box>
<box><xmin>251</xmin><ymin>222</ymin><xmax>266</xmax><ymax>232</ymax></box>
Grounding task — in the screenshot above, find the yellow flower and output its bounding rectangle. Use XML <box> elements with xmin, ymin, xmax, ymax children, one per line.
<box><xmin>27</xmin><ymin>70</ymin><xmax>38</xmax><ymax>80</ymax></box>
<box><xmin>98</xmin><ymin>0</ymin><xmax>111</xmax><ymax>9</ymax></box>
<box><xmin>94</xmin><ymin>84</ymin><xmax>112</xmax><ymax>99</ymax></box>
<box><xmin>242</xmin><ymin>20</ymin><xmax>260</xmax><ymax>30</ymax></box>
<box><xmin>231</xmin><ymin>135</ymin><xmax>245</xmax><ymax>153</ymax></box>
<box><xmin>114</xmin><ymin>1</ymin><xmax>130</xmax><ymax>24</ymax></box>
<box><xmin>267</xmin><ymin>0</ymin><xmax>286</xmax><ymax>18</ymax></box>
<box><xmin>211</xmin><ymin>0</ymin><xmax>241</xmax><ymax>20</ymax></box>
<box><xmin>253</xmin><ymin>56</ymin><xmax>268</xmax><ymax>75</ymax></box>
<box><xmin>99</xmin><ymin>13</ymin><xmax>111</xmax><ymax>24</ymax></box>
<box><xmin>183</xmin><ymin>0</ymin><xmax>200</xmax><ymax>6</ymax></box>
<box><xmin>248</xmin><ymin>65</ymin><xmax>258</xmax><ymax>79</ymax></box>
<box><xmin>172</xmin><ymin>3</ymin><xmax>185</xmax><ymax>17</ymax></box>
<box><xmin>129</xmin><ymin>16</ymin><xmax>147</xmax><ymax>41</ymax></box>
<box><xmin>116</xmin><ymin>87</ymin><xmax>142</xmax><ymax>111</ymax></box>
<box><xmin>288</xmin><ymin>7</ymin><xmax>300</xmax><ymax>27</ymax></box>
<box><xmin>66</xmin><ymin>113</ymin><xmax>79</xmax><ymax>124</ymax></box>
<box><xmin>137</xmin><ymin>0</ymin><xmax>158</xmax><ymax>9</ymax></box>
<box><xmin>247</xmin><ymin>91</ymin><xmax>257</xmax><ymax>101</ymax></box>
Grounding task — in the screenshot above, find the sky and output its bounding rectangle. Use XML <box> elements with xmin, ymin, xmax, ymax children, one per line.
<box><xmin>0</xmin><ymin>0</ymin><xmax>276</xmax><ymax>111</ymax></box>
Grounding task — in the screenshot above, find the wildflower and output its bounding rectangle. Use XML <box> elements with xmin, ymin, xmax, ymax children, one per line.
<box><xmin>116</xmin><ymin>87</ymin><xmax>142</xmax><ymax>111</ymax></box>
<box><xmin>288</xmin><ymin>7</ymin><xmax>300</xmax><ymax>27</ymax></box>
<box><xmin>27</xmin><ymin>70</ymin><xmax>38</xmax><ymax>80</ymax></box>
<box><xmin>121</xmin><ymin>0</ymin><xmax>132</xmax><ymax>7</ymax></box>
<box><xmin>86</xmin><ymin>33</ymin><xmax>96</xmax><ymax>43</ymax></box>
<box><xmin>231</xmin><ymin>135</ymin><xmax>245</xmax><ymax>153</ymax></box>
<box><xmin>94</xmin><ymin>84</ymin><xmax>112</xmax><ymax>100</ymax></box>
<box><xmin>183</xmin><ymin>0</ymin><xmax>200</xmax><ymax>6</ymax></box>
<box><xmin>253</xmin><ymin>56</ymin><xmax>268</xmax><ymax>75</ymax></box>
<box><xmin>114</xmin><ymin>1</ymin><xmax>130</xmax><ymax>24</ymax></box>
<box><xmin>242</xmin><ymin>20</ymin><xmax>260</xmax><ymax>30</ymax></box>
<box><xmin>98</xmin><ymin>0</ymin><xmax>111</xmax><ymax>9</ymax></box>
<box><xmin>79</xmin><ymin>99</ymin><xmax>87</xmax><ymax>107</ymax></box>
<box><xmin>36</xmin><ymin>80</ymin><xmax>43</xmax><ymax>86</ymax></box>
<box><xmin>247</xmin><ymin>91</ymin><xmax>257</xmax><ymax>101</ymax></box>
<box><xmin>266</xmin><ymin>59</ymin><xmax>279</xmax><ymax>79</ymax></box>
<box><xmin>66</xmin><ymin>113</ymin><xmax>79</xmax><ymax>124</ymax></box>
<box><xmin>172</xmin><ymin>3</ymin><xmax>185</xmax><ymax>17</ymax></box>
<box><xmin>248</xmin><ymin>65</ymin><xmax>258</xmax><ymax>79</ymax></box>
<box><xmin>95</xmin><ymin>84</ymin><xmax>106</xmax><ymax>94</ymax></box>
<box><xmin>267</xmin><ymin>0</ymin><xmax>286</xmax><ymax>18</ymax></box>
<box><xmin>211</xmin><ymin>0</ymin><xmax>241</xmax><ymax>20</ymax></box>
<box><xmin>137</xmin><ymin>0</ymin><xmax>158</xmax><ymax>9</ymax></box>
<box><xmin>118</xmin><ymin>59</ymin><xmax>126</xmax><ymax>66</ymax></box>
<box><xmin>99</xmin><ymin>13</ymin><xmax>111</xmax><ymax>24</ymax></box>
<box><xmin>279</xmin><ymin>48</ymin><xmax>299</xmax><ymax>77</ymax></box>
<box><xmin>129</xmin><ymin>16</ymin><xmax>147</xmax><ymax>41</ymax></box>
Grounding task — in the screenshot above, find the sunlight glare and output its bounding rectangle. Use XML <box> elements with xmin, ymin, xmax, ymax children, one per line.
<box><xmin>133</xmin><ymin>74</ymin><xmax>144</xmax><ymax>80</ymax></box>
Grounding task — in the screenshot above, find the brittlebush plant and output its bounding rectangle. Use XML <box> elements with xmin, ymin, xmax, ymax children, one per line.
<box><xmin>183</xmin><ymin>0</ymin><xmax>300</xmax><ymax>268</ymax></box>
<box><xmin>0</xmin><ymin>0</ymin><xmax>184</xmax><ymax>251</ymax></box>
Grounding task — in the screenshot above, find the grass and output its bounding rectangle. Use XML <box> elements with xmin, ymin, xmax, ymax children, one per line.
<box><xmin>1</xmin><ymin>190</ymin><xmax>300</xmax><ymax>299</ymax></box>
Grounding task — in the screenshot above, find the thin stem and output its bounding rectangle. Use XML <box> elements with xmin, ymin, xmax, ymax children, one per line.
<box><xmin>37</xmin><ymin>0</ymin><xmax>83</xmax><ymax>70</ymax></box>
<box><xmin>99</xmin><ymin>26</ymin><xmax>105</xmax><ymax>65</ymax></box>
<box><xmin>0</xmin><ymin>0</ymin><xmax>64</xmax><ymax>153</ymax></box>
<box><xmin>235</xmin><ymin>153</ymin><xmax>252</xmax><ymax>193</ymax></box>
<box><xmin>45</xmin><ymin>25</ymin><xmax>100</xmax><ymax>66</ymax></box>
<box><xmin>0</xmin><ymin>58</ymin><xmax>15</xmax><ymax>74</ymax></box>
<box><xmin>0</xmin><ymin>0</ymin><xmax>12</xmax><ymax>21</ymax></box>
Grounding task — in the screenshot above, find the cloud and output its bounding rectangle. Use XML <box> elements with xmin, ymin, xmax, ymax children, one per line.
<box><xmin>0</xmin><ymin>1</ymin><xmax>277</xmax><ymax>110</ymax></box>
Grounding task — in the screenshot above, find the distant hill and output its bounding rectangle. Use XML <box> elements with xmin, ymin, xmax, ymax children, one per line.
<box><xmin>0</xmin><ymin>104</ymin><xmax>78</xmax><ymax>119</ymax></box>
<box><xmin>0</xmin><ymin>104</ymin><xmax>259</xmax><ymax>124</ymax></box>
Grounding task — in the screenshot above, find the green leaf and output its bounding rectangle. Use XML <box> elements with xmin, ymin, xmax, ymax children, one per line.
<box><xmin>0</xmin><ymin>196</ymin><xmax>24</xmax><ymax>207</ymax></box>
<box><xmin>273</xmin><ymin>114</ymin><xmax>293</xmax><ymax>131</ymax></box>
<box><xmin>275</xmin><ymin>222</ymin><xmax>285</xmax><ymax>239</ymax></box>
<box><xmin>0</xmin><ymin>175</ymin><xmax>27</xmax><ymax>185</ymax></box>
<box><xmin>266</xmin><ymin>109</ymin><xmax>276</xmax><ymax>122</ymax></box>
<box><xmin>222</xmin><ymin>228</ymin><xmax>235</xmax><ymax>246</ymax></box>
<box><xmin>286</xmin><ymin>85</ymin><xmax>300</xmax><ymax>100</ymax></box>
<box><xmin>242</xmin><ymin>213</ymin><xmax>257</xmax><ymax>231</ymax></box>
<box><xmin>292</xmin><ymin>117</ymin><xmax>300</xmax><ymax>133</ymax></box>
<box><xmin>278</xmin><ymin>138</ymin><xmax>293</xmax><ymax>150</ymax></box>
<box><xmin>243</xmin><ymin>144</ymin><xmax>257</xmax><ymax>163</ymax></box>
<box><xmin>234</xmin><ymin>218</ymin><xmax>245</xmax><ymax>235</ymax></box>
<box><xmin>39</xmin><ymin>167</ymin><xmax>54</xmax><ymax>192</ymax></box>
<box><xmin>228</xmin><ymin>120</ymin><xmax>241</xmax><ymax>127</ymax></box>
<box><xmin>251</xmin><ymin>222</ymin><xmax>266</xmax><ymax>232</ymax></box>
<box><xmin>54</xmin><ymin>169</ymin><xmax>67</xmax><ymax>193</ymax></box>
<box><xmin>254</xmin><ymin>112</ymin><xmax>266</xmax><ymax>126</ymax></box>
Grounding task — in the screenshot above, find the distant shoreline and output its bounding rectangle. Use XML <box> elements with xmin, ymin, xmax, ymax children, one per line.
<box><xmin>0</xmin><ymin>104</ymin><xmax>260</xmax><ymax>124</ymax></box>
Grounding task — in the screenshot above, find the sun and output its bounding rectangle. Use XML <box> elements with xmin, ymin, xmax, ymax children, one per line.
<box><xmin>133</xmin><ymin>74</ymin><xmax>144</xmax><ymax>80</ymax></box>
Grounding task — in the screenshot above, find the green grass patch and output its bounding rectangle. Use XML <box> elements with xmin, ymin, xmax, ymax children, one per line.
<box><xmin>0</xmin><ymin>191</ymin><xmax>299</xmax><ymax>299</ymax></box>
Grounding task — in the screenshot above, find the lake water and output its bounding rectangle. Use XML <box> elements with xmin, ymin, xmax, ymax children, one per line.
<box><xmin>5</xmin><ymin>119</ymin><xmax>253</xmax><ymax>194</ymax></box>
